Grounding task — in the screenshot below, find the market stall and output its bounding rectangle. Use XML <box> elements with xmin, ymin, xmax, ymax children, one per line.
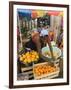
<box><xmin>17</xmin><ymin>9</ymin><xmax>63</xmax><ymax>80</ymax></box>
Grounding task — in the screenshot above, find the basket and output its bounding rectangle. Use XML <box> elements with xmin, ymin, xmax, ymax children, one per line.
<box><xmin>33</xmin><ymin>62</ymin><xmax>60</xmax><ymax>80</ymax></box>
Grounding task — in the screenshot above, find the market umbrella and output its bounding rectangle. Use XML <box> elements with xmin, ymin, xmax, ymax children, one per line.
<box><xmin>47</xmin><ymin>11</ymin><xmax>60</xmax><ymax>16</ymax></box>
<box><xmin>31</xmin><ymin>10</ymin><xmax>46</xmax><ymax>18</ymax></box>
<box><xmin>31</xmin><ymin>10</ymin><xmax>38</xmax><ymax>19</ymax></box>
<box><xmin>37</xmin><ymin>10</ymin><xmax>46</xmax><ymax>17</ymax></box>
<box><xmin>59</xmin><ymin>11</ymin><xmax>63</xmax><ymax>16</ymax></box>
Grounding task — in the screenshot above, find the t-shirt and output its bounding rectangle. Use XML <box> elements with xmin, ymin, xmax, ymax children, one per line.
<box><xmin>25</xmin><ymin>38</ymin><xmax>37</xmax><ymax>51</ymax></box>
<box><xmin>25</xmin><ymin>38</ymin><xmax>45</xmax><ymax>52</ymax></box>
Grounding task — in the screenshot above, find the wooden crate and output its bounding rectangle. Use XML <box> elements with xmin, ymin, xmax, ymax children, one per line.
<box><xmin>33</xmin><ymin>62</ymin><xmax>60</xmax><ymax>80</ymax></box>
<box><xmin>21</xmin><ymin>66</ymin><xmax>34</xmax><ymax>79</ymax></box>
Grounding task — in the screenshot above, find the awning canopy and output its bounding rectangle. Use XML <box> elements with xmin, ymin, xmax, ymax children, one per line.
<box><xmin>18</xmin><ymin>9</ymin><xmax>63</xmax><ymax>20</ymax></box>
<box><xmin>47</xmin><ymin>11</ymin><xmax>63</xmax><ymax>16</ymax></box>
<box><xmin>17</xmin><ymin>9</ymin><xmax>31</xmax><ymax>20</ymax></box>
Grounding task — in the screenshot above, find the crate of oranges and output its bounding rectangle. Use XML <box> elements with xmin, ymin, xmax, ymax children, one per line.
<box><xmin>19</xmin><ymin>50</ymin><xmax>39</xmax><ymax>66</ymax></box>
<box><xmin>33</xmin><ymin>62</ymin><xmax>60</xmax><ymax>79</ymax></box>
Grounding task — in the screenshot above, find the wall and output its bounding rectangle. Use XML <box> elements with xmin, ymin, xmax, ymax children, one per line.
<box><xmin>0</xmin><ymin>0</ymin><xmax>71</xmax><ymax>90</ymax></box>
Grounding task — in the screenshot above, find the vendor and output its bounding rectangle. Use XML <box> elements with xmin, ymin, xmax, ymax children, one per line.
<box><xmin>25</xmin><ymin>29</ymin><xmax>41</xmax><ymax>53</ymax></box>
<box><xmin>40</xmin><ymin>29</ymin><xmax>55</xmax><ymax>60</ymax></box>
<box><xmin>25</xmin><ymin>28</ymin><xmax>54</xmax><ymax>59</ymax></box>
<box><xmin>40</xmin><ymin>29</ymin><xmax>51</xmax><ymax>47</ymax></box>
<box><xmin>25</xmin><ymin>27</ymin><xmax>51</xmax><ymax>50</ymax></box>
<box><xmin>25</xmin><ymin>27</ymin><xmax>52</xmax><ymax>50</ymax></box>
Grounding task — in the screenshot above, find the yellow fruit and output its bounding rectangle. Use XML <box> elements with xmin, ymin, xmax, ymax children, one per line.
<box><xmin>35</xmin><ymin>55</ymin><xmax>39</xmax><ymax>59</ymax></box>
<box><xmin>31</xmin><ymin>58</ymin><xmax>35</xmax><ymax>62</ymax></box>
<box><xmin>31</xmin><ymin>55</ymin><xmax>35</xmax><ymax>58</ymax></box>
<box><xmin>27</xmin><ymin>59</ymin><xmax>31</xmax><ymax>63</ymax></box>
<box><xmin>20</xmin><ymin>57</ymin><xmax>23</xmax><ymax>61</ymax></box>
<box><xmin>34</xmin><ymin>64</ymin><xmax>57</xmax><ymax>76</ymax></box>
<box><xmin>20</xmin><ymin>51</ymin><xmax>39</xmax><ymax>64</ymax></box>
<box><xmin>24</xmin><ymin>59</ymin><xmax>27</xmax><ymax>64</ymax></box>
<box><xmin>23</xmin><ymin>55</ymin><xmax>25</xmax><ymax>58</ymax></box>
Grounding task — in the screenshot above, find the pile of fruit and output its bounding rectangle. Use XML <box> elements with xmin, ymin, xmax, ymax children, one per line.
<box><xmin>34</xmin><ymin>64</ymin><xmax>57</xmax><ymax>76</ymax></box>
<box><xmin>19</xmin><ymin>50</ymin><xmax>39</xmax><ymax>64</ymax></box>
<box><xmin>44</xmin><ymin>51</ymin><xmax>58</xmax><ymax>58</ymax></box>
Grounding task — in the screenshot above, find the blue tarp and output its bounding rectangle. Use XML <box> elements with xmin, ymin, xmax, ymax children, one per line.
<box><xmin>17</xmin><ymin>9</ymin><xmax>31</xmax><ymax>20</ymax></box>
